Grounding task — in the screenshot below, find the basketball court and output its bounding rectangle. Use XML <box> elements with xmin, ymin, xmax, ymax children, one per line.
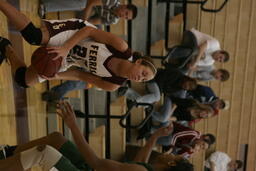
<box><xmin>0</xmin><ymin>0</ymin><xmax>256</xmax><ymax>170</ymax></box>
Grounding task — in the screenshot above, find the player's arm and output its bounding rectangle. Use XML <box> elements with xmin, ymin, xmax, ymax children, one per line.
<box><xmin>48</xmin><ymin>26</ymin><xmax>128</xmax><ymax>59</ymax></box>
<box><xmin>56</xmin><ymin>69</ymin><xmax>120</xmax><ymax>91</ymax></box>
<box><xmin>57</xmin><ymin>101</ymin><xmax>147</xmax><ymax>171</ymax></box>
<box><xmin>64</xmin><ymin>26</ymin><xmax>128</xmax><ymax>52</ymax></box>
<box><xmin>82</xmin><ymin>0</ymin><xmax>102</xmax><ymax>20</ymax></box>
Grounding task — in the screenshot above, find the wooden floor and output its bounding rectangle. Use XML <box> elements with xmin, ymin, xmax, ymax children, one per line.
<box><xmin>0</xmin><ymin>0</ymin><xmax>73</xmax><ymax>171</ymax></box>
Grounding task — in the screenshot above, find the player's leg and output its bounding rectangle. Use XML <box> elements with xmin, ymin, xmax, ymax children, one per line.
<box><xmin>0</xmin><ymin>37</ymin><xmax>39</xmax><ymax>87</ymax></box>
<box><xmin>14</xmin><ymin>132</ymin><xmax>67</xmax><ymax>154</ymax></box>
<box><xmin>0</xmin><ymin>1</ymin><xmax>30</xmax><ymax>31</ymax></box>
<box><xmin>14</xmin><ymin>132</ymin><xmax>89</xmax><ymax>170</ymax></box>
<box><xmin>0</xmin><ymin>1</ymin><xmax>49</xmax><ymax>45</ymax></box>
<box><xmin>1</xmin><ymin>145</ymin><xmax>79</xmax><ymax>171</ymax></box>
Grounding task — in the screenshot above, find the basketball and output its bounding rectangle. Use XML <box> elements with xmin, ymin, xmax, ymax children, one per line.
<box><xmin>31</xmin><ymin>46</ymin><xmax>62</xmax><ymax>77</ymax></box>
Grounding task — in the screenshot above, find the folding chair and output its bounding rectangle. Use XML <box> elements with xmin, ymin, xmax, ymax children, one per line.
<box><xmin>162</xmin><ymin>30</ymin><xmax>198</xmax><ymax>70</ymax></box>
<box><xmin>119</xmin><ymin>101</ymin><xmax>154</xmax><ymax>129</ymax></box>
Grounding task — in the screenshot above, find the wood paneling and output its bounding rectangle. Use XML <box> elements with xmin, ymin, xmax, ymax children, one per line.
<box><xmin>187</xmin><ymin>0</ymin><xmax>256</xmax><ymax>170</ymax></box>
<box><xmin>110</xmin><ymin>97</ymin><xmax>126</xmax><ymax>160</ymax></box>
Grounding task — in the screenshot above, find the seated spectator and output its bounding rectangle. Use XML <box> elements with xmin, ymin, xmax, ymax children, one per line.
<box><xmin>188</xmin><ymin>28</ymin><xmax>230</xmax><ymax>69</ymax></box>
<box><xmin>169</xmin><ymin>98</ymin><xmax>214</xmax><ymax>123</ymax></box>
<box><xmin>138</xmin><ymin>121</ymin><xmax>216</xmax><ymax>159</ymax></box>
<box><xmin>84</xmin><ymin>0</ymin><xmax>137</xmax><ymax>25</ymax></box>
<box><xmin>189</xmin><ymin>65</ymin><xmax>230</xmax><ymax>82</ymax></box>
<box><xmin>204</xmin><ymin>151</ymin><xmax>243</xmax><ymax>171</ymax></box>
<box><xmin>186</xmin><ymin>84</ymin><xmax>230</xmax><ymax>113</ymax></box>
<box><xmin>147</xmin><ymin>97</ymin><xmax>214</xmax><ymax>128</ymax></box>
<box><xmin>39</xmin><ymin>0</ymin><xmax>138</xmax><ymax>26</ymax></box>
<box><xmin>186</xmin><ymin>84</ymin><xmax>219</xmax><ymax>103</ymax></box>
<box><xmin>120</xmin><ymin>68</ymin><xmax>197</xmax><ymax>104</ymax></box>
<box><xmin>188</xmin><ymin>98</ymin><xmax>230</xmax><ymax>126</ymax></box>
<box><xmin>133</xmin><ymin>97</ymin><xmax>213</xmax><ymax>139</ymax></box>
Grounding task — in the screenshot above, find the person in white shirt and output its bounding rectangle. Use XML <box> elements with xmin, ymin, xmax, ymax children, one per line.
<box><xmin>188</xmin><ymin>28</ymin><xmax>230</xmax><ymax>70</ymax></box>
<box><xmin>204</xmin><ymin>151</ymin><xmax>243</xmax><ymax>171</ymax></box>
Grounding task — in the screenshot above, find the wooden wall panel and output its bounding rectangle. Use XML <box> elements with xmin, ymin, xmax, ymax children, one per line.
<box><xmin>110</xmin><ymin>97</ymin><xmax>126</xmax><ymax>160</ymax></box>
<box><xmin>187</xmin><ymin>0</ymin><xmax>256</xmax><ymax>169</ymax></box>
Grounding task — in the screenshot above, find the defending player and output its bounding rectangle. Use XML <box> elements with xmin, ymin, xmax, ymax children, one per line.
<box><xmin>0</xmin><ymin>102</ymin><xmax>193</xmax><ymax>171</ymax></box>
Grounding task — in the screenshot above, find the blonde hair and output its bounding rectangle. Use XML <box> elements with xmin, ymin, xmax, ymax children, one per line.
<box><xmin>189</xmin><ymin>103</ymin><xmax>214</xmax><ymax>118</ymax></box>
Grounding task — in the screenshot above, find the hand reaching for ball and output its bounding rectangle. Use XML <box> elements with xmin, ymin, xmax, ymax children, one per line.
<box><xmin>47</xmin><ymin>45</ymin><xmax>70</xmax><ymax>60</ymax></box>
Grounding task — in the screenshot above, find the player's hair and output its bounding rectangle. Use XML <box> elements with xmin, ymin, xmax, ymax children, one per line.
<box><xmin>132</xmin><ymin>51</ymin><xmax>157</xmax><ymax>77</ymax></box>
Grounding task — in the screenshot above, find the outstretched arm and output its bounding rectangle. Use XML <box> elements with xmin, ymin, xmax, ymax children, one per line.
<box><xmin>134</xmin><ymin>122</ymin><xmax>173</xmax><ymax>163</ymax></box>
<box><xmin>56</xmin><ymin>69</ymin><xmax>119</xmax><ymax>91</ymax></box>
<box><xmin>57</xmin><ymin>101</ymin><xmax>147</xmax><ymax>171</ymax></box>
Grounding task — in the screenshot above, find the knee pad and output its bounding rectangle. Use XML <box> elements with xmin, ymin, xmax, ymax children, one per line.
<box><xmin>20</xmin><ymin>22</ymin><xmax>42</xmax><ymax>45</ymax></box>
<box><xmin>20</xmin><ymin>145</ymin><xmax>62</xmax><ymax>170</ymax></box>
<box><xmin>14</xmin><ymin>67</ymin><xmax>29</xmax><ymax>88</ymax></box>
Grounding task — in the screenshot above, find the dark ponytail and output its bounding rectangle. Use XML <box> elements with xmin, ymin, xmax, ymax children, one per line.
<box><xmin>132</xmin><ymin>51</ymin><xmax>143</xmax><ymax>61</ymax></box>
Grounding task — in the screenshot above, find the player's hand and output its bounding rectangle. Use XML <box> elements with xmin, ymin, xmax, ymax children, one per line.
<box><xmin>47</xmin><ymin>46</ymin><xmax>69</xmax><ymax>60</ymax></box>
<box><xmin>153</xmin><ymin>122</ymin><xmax>173</xmax><ymax>138</ymax></box>
<box><xmin>56</xmin><ymin>101</ymin><xmax>77</xmax><ymax>128</ymax></box>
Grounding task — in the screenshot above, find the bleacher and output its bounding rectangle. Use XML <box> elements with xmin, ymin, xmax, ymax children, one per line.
<box><xmin>4</xmin><ymin>0</ymin><xmax>254</xmax><ymax>171</ymax></box>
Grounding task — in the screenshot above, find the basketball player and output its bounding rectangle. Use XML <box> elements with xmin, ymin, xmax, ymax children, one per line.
<box><xmin>0</xmin><ymin>1</ymin><xmax>156</xmax><ymax>91</ymax></box>
<box><xmin>0</xmin><ymin>101</ymin><xmax>193</xmax><ymax>171</ymax></box>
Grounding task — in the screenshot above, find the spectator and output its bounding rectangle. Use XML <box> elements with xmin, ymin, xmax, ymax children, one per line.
<box><xmin>169</xmin><ymin>98</ymin><xmax>214</xmax><ymax>123</ymax></box>
<box><xmin>190</xmin><ymin>65</ymin><xmax>230</xmax><ymax>82</ymax></box>
<box><xmin>205</xmin><ymin>151</ymin><xmax>243</xmax><ymax>171</ymax></box>
<box><xmin>120</xmin><ymin>68</ymin><xmax>197</xmax><ymax>104</ymax></box>
<box><xmin>138</xmin><ymin>121</ymin><xmax>216</xmax><ymax>159</ymax></box>
<box><xmin>186</xmin><ymin>84</ymin><xmax>230</xmax><ymax>112</ymax></box>
<box><xmin>84</xmin><ymin>0</ymin><xmax>137</xmax><ymax>25</ymax></box>
<box><xmin>188</xmin><ymin>28</ymin><xmax>229</xmax><ymax>69</ymax></box>
<box><xmin>39</xmin><ymin>0</ymin><xmax>138</xmax><ymax>26</ymax></box>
